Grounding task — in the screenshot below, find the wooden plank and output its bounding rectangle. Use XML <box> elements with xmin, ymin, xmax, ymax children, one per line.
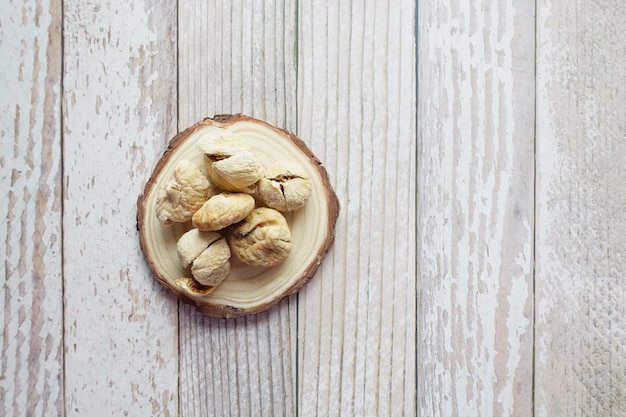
<box><xmin>297</xmin><ymin>1</ymin><xmax>417</xmax><ymax>415</ymax></box>
<box><xmin>177</xmin><ymin>1</ymin><xmax>298</xmax><ymax>416</ymax></box>
<box><xmin>62</xmin><ymin>1</ymin><xmax>179</xmax><ymax>415</ymax></box>
<box><xmin>416</xmin><ymin>0</ymin><xmax>535</xmax><ymax>416</ymax></box>
<box><xmin>535</xmin><ymin>0</ymin><xmax>626</xmax><ymax>415</ymax></box>
<box><xmin>0</xmin><ymin>1</ymin><xmax>63</xmax><ymax>415</ymax></box>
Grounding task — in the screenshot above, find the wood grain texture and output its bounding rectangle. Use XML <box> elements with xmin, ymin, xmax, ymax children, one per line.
<box><xmin>535</xmin><ymin>0</ymin><xmax>626</xmax><ymax>415</ymax></box>
<box><xmin>0</xmin><ymin>1</ymin><xmax>64</xmax><ymax>415</ymax></box>
<box><xmin>297</xmin><ymin>1</ymin><xmax>417</xmax><ymax>416</ymax></box>
<box><xmin>177</xmin><ymin>1</ymin><xmax>298</xmax><ymax>416</ymax></box>
<box><xmin>62</xmin><ymin>1</ymin><xmax>179</xmax><ymax>415</ymax></box>
<box><xmin>417</xmin><ymin>0</ymin><xmax>535</xmax><ymax>416</ymax></box>
<box><xmin>4</xmin><ymin>0</ymin><xmax>626</xmax><ymax>415</ymax></box>
<box><xmin>178</xmin><ymin>0</ymin><xmax>297</xmax><ymax>132</ymax></box>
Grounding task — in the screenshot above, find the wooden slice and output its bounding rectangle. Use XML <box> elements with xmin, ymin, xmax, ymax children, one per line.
<box><xmin>137</xmin><ymin>114</ymin><xmax>339</xmax><ymax>318</ymax></box>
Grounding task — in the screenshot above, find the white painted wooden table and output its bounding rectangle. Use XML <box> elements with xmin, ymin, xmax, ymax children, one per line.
<box><xmin>2</xmin><ymin>0</ymin><xmax>625</xmax><ymax>416</ymax></box>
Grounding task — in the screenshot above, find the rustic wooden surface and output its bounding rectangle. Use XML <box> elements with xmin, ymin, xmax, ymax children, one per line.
<box><xmin>1</xmin><ymin>1</ymin><xmax>624</xmax><ymax>417</ymax></box>
<box><xmin>534</xmin><ymin>0</ymin><xmax>626</xmax><ymax>416</ymax></box>
<box><xmin>417</xmin><ymin>0</ymin><xmax>535</xmax><ymax>415</ymax></box>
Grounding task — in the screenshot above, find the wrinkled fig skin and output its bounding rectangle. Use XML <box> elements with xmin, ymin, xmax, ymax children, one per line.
<box><xmin>198</xmin><ymin>135</ymin><xmax>264</xmax><ymax>193</ymax></box>
<box><xmin>228</xmin><ymin>207</ymin><xmax>292</xmax><ymax>267</ymax></box>
<box><xmin>191</xmin><ymin>238</ymin><xmax>231</xmax><ymax>286</ymax></box>
<box><xmin>192</xmin><ymin>192</ymin><xmax>255</xmax><ymax>231</ymax></box>
<box><xmin>155</xmin><ymin>160</ymin><xmax>212</xmax><ymax>225</ymax></box>
<box><xmin>205</xmin><ymin>151</ymin><xmax>264</xmax><ymax>193</ymax></box>
<box><xmin>196</xmin><ymin>134</ymin><xmax>247</xmax><ymax>156</ymax></box>
<box><xmin>176</xmin><ymin>228</ymin><xmax>231</xmax><ymax>287</ymax></box>
<box><xmin>257</xmin><ymin>160</ymin><xmax>312</xmax><ymax>212</ymax></box>
<box><xmin>174</xmin><ymin>277</ymin><xmax>216</xmax><ymax>296</ymax></box>
<box><xmin>176</xmin><ymin>229</ymin><xmax>223</xmax><ymax>268</ymax></box>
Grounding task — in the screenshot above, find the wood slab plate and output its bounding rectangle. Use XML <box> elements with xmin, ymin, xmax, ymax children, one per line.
<box><xmin>137</xmin><ymin>114</ymin><xmax>339</xmax><ymax>318</ymax></box>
